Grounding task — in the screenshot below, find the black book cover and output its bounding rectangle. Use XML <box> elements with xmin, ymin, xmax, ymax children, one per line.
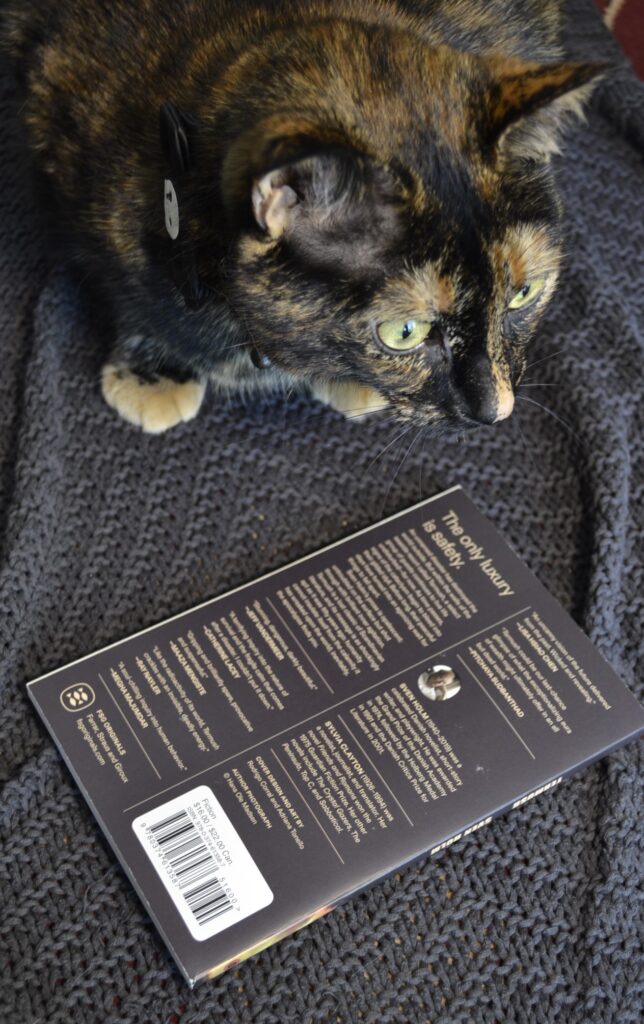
<box><xmin>27</xmin><ymin>487</ymin><xmax>644</xmax><ymax>985</ymax></box>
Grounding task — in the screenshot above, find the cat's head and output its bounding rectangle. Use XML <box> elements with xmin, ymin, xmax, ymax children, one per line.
<box><xmin>224</xmin><ymin>37</ymin><xmax>603</xmax><ymax>429</ymax></box>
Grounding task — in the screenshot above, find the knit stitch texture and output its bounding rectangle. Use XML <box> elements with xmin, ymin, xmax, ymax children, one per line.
<box><xmin>0</xmin><ymin>2</ymin><xmax>642</xmax><ymax>1022</ymax></box>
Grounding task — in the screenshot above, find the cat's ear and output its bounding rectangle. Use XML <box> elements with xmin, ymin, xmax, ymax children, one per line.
<box><xmin>251</xmin><ymin>152</ymin><xmax>401</xmax><ymax>269</ymax></box>
<box><xmin>252</xmin><ymin>168</ymin><xmax>299</xmax><ymax>238</ymax></box>
<box><xmin>482</xmin><ymin>58</ymin><xmax>608</xmax><ymax>161</ymax></box>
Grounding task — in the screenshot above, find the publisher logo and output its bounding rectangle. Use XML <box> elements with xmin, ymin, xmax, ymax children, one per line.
<box><xmin>60</xmin><ymin>684</ymin><xmax>95</xmax><ymax>712</ymax></box>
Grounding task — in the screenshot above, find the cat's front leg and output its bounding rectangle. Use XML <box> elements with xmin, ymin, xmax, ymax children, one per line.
<box><xmin>311</xmin><ymin>380</ymin><xmax>389</xmax><ymax>421</ymax></box>
<box><xmin>101</xmin><ymin>336</ymin><xmax>206</xmax><ymax>434</ymax></box>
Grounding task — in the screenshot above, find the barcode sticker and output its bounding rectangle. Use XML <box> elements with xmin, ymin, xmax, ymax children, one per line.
<box><xmin>132</xmin><ymin>785</ymin><xmax>273</xmax><ymax>941</ymax></box>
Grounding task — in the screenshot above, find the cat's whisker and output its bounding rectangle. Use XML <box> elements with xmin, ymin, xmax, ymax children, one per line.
<box><xmin>513</xmin><ymin>413</ymin><xmax>542</xmax><ymax>484</ymax></box>
<box><xmin>381</xmin><ymin>425</ymin><xmax>423</xmax><ymax>514</ymax></box>
<box><xmin>417</xmin><ymin>426</ymin><xmax>429</xmax><ymax>499</ymax></box>
<box><xmin>221</xmin><ymin>342</ymin><xmax>253</xmax><ymax>353</ymax></box>
<box><xmin>73</xmin><ymin>268</ymin><xmax>95</xmax><ymax>290</ymax></box>
<box><xmin>343</xmin><ymin>406</ymin><xmax>394</xmax><ymax>421</ymax></box>
<box><xmin>364</xmin><ymin>424</ymin><xmax>414</xmax><ymax>475</ymax></box>
<box><xmin>516</xmin><ymin>395</ymin><xmax>584</xmax><ymax>449</ymax></box>
<box><xmin>519</xmin><ymin>382</ymin><xmax>557</xmax><ymax>388</ymax></box>
<box><xmin>523</xmin><ymin>349</ymin><xmax>565</xmax><ymax>373</ymax></box>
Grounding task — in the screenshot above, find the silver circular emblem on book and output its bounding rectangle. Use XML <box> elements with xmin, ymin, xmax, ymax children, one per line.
<box><xmin>418</xmin><ymin>665</ymin><xmax>461</xmax><ymax>701</ymax></box>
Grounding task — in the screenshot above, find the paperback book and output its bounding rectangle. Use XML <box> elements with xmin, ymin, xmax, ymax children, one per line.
<box><xmin>28</xmin><ymin>486</ymin><xmax>644</xmax><ymax>985</ymax></box>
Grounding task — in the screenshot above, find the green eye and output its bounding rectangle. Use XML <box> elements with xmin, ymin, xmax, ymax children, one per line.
<box><xmin>508</xmin><ymin>278</ymin><xmax>546</xmax><ymax>311</ymax></box>
<box><xmin>376</xmin><ymin>318</ymin><xmax>432</xmax><ymax>352</ymax></box>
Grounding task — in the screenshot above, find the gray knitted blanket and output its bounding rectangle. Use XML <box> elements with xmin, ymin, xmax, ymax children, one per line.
<box><xmin>1</xmin><ymin>2</ymin><xmax>642</xmax><ymax>1022</ymax></box>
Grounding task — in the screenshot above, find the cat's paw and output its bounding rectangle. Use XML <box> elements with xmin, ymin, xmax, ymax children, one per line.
<box><xmin>312</xmin><ymin>380</ymin><xmax>389</xmax><ymax>421</ymax></box>
<box><xmin>101</xmin><ymin>364</ymin><xmax>206</xmax><ymax>433</ymax></box>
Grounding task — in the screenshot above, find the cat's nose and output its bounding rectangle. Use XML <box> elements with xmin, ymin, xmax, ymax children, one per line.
<box><xmin>494</xmin><ymin>389</ymin><xmax>515</xmax><ymax>420</ymax></box>
<box><xmin>473</xmin><ymin>392</ymin><xmax>514</xmax><ymax>424</ymax></box>
<box><xmin>458</xmin><ymin>353</ymin><xmax>514</xmax><ymax>424</ymax></box>
<box><xmin>472</xmin><ymin>387</ymin><xmax>514</xmax><ymax>424</ymax></box>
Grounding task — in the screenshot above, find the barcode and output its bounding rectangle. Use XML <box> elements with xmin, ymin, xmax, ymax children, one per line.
<box><xmin>133</xmin><ymin>785</ymin><xmax>273</xmax><ymax>942</ymax></box>
<box><xmin>150</xmin><ymin>809</ymin><xmax>233</xmax><ymax>925</ymax></box>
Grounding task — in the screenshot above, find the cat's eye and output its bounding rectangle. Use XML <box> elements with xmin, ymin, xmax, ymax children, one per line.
<box><xmin>508</xmin><ymin>278</ymin><xmax>546</xmax><ymax>311</ymax></box>
<box><xmin>375</xmin><ymin>318</ymin><xmax>432</xmax><ymax>352</ymax></box>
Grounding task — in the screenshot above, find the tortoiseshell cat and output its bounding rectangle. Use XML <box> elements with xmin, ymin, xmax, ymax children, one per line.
<box><xmin>3</xmin><ymin>1</ymin><xmax>601</xmax><ymax>433</ymax></box>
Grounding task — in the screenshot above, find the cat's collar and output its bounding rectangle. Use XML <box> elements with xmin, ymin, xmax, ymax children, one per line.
<box><xmin>158</xmin><ymin>101</ymin><xmax>272</xmax><ymax>371</ymax></box>
<box><xmin>158</xmin><ymin>102</ymin><xmax>272</xmax><ymax>370</ymax></box>
<box><xmin>159</xmin><ymin>100</ymin><xmax>207</xmax><ymax>310</ymax></box>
